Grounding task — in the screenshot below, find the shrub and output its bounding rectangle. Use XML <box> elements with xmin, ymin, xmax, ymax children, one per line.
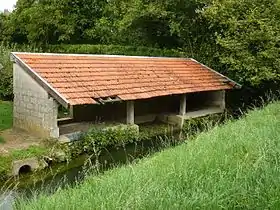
<box><xmin>47</xmin><ymin>44</ymin><xmax>187</xmax><ymax>57</ymax></box>
<box><xmin>82</xmin><ymin>124</ymin><xmax>139</xmax><ymax>153</ymax></box>
<box><xmin>0</xmin><ymin>43</ymin><xmax>40</xmax><ymax>100</ymax></box>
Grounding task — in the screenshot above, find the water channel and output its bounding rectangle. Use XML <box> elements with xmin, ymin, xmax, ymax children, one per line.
<box><xmin>0</xmin><ymin>137</ymin><xmax>179</xmax><ymax>210</ymax></box>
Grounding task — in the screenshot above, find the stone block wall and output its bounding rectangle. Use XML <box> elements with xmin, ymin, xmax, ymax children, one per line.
<box><xmin>13</xmin><ymin>63</ymin><xmax>59</xmax><ymax>138</ymax></box>
<box><xmin>211</xmin><ymin>90</ymin><xmax>226</xmax><ymax>109</ymax></box>
<box><xmin>186</xmin><ymin>90</ymin><xmax>226</xmax><ymax>111</ymax></box>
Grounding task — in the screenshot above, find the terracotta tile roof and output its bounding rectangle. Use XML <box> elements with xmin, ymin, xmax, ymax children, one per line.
<box><xmin>12</xmin><ymin>53</ymin><xmax>239</xmax><ymax>106</ymax></box>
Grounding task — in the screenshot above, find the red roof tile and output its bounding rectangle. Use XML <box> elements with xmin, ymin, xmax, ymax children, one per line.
<box><xmin>12</xmin><ymin>53</ymin><xmax>239</xmax><ymax>106</ymax></box>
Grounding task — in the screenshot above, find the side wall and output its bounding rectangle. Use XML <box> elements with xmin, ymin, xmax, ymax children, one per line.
<box><xmin>210</xmin><ymin>90</ymin><xmax>226</xmax><ymax>109</ymax></box>
<box><xmin>13</xmin><ymin>63</ymin><xmax>59</xmax><ymax>138</ymax></box>
<box><xmin>187</xmin><ymin>90</ymin><xmax>225</xmax><ymax>111</ymax></box>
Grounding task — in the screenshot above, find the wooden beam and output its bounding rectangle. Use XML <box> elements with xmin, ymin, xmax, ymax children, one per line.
<box><xmin>126</xmin><ymin>101</ymin><xmax>134</xmax><ymax>124</ymax></box>
<box><xmin>179</xmin><ymin>94</ymin><xmax>187</xmax><ymax>116</ymax></box>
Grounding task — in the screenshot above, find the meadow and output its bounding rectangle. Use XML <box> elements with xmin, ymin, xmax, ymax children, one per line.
<box><xmin>17</xmin><ymin>101</ymin><xmax>280</xmax><ymax>209</ymax></box>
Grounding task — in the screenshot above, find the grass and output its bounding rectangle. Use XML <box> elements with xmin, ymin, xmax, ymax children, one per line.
<box><xmin>0</xmin><ymin>136</ymin><xmax>5</xmax><ymax>144</ymax></box>
<box><xmin>0</xmin><ymin>100</ymin><xmax>12</xmax><ymax>144</ymax></box>
<box><xmin>0</xmin><ymin>101</ymin><xmax>13</xmax><ymax>131</ymax></box>
<box><xmin>16</xmin><ymin>101</ymin><xmax>280</xmax><ymax>209</ymax></box>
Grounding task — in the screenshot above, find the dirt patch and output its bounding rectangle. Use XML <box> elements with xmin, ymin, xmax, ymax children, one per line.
<box><xmin>0</xmin><ymin>129</ymin><xmax>43</xmax><ymax>154</ymax></box>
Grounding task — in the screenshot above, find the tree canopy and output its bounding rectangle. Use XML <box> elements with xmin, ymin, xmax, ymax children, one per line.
<box><xmin>0</xmin><ymin>0</ymin><xmax>279</xmax><ymax>89</ymax></box>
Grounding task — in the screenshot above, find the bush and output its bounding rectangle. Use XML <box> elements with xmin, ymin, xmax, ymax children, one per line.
<box><xmin>0</xmin><ymin>43</ymin><xmax>40</xmax><ymax>100</ymax></box>
<box><xmin>47</xmin><ymin>44</ymin><xmax>187</xmax><ymax>57</ymax></box>
<box><xmin>200</xmin><ymin>0</ymin><xmax>280</xmax><ymax>86</ymax></box>
<box><xmin>67</xmin><ymin>124</ymin><xmax>140</xmax><ymax>170</ymax></box>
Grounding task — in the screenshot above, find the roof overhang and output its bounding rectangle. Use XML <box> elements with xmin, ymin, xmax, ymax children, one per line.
<box><xmin>10</xmin><ymin>52</ymin><xmax>242</xmax><ymax>107</ymax></box>
<box><xmin>11</xmin><ymin>52</ymin><xmax>70</xmax><ymax>109</ymax></box>
<box><xmin>190</xmin><ymin>58</ymin><xmax>242</xmax><ymax>89</ymax></box>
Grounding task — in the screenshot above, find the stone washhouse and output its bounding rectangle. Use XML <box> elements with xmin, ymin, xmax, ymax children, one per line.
<box><xmin>11</xmin><ymin>53</ymin><xmax>241</xmax><ymax>141</ymax></box>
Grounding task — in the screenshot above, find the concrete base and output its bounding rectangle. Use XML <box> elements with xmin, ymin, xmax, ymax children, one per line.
<box><xmin>135</xmin><ymin>114</ymin><xmax>157</xmax><ymax>124</ymax></box>
<box><xmin>185</xmin><ymin>107</ymin><xmax>223</xmax><ymax>119</ymax></box>
<box><xmin>158</xmin><ymin>107</ymin><xmax>224</xmax><ymax>128</ymax></box>
<box><xmin>158</xmin><ymin>115</ymin><xmax>184</xmax><ymax>128</ymax></box>
<box><xmin>58</xmin><ymin>124</ymin><xmax>139</xmax><ymax>143</ymax></box>
<box><xmin>58</xmin><ymin>131</ymin><xmax>83</xmax><ymax>143</ymax></box>
<box><xmin>11</xmin><ymin>158</ymin><xmax>48</xmax><ymax>176</ymax></box>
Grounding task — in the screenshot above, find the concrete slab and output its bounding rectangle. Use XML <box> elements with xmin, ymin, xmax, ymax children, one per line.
<box><xmin>184</xmin><ymin>107</ymin><xmax>223</xmax><ymax>119</ymax></box>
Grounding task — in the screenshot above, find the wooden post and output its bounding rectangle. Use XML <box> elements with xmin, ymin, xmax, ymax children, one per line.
<box><xmin>126</xmin><ymin>100</ymin><xmax>134</xmax><ymax>124</ymax></box>
<box><xmin>179</xmin><ymin>94</ymin><xmax>187</xmax><ymax>116</ymax></box>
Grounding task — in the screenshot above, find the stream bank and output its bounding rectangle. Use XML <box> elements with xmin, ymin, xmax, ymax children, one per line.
<box><xmin>0</xmin><ymin>114</ymin><xmax>224</xmax><ymax>210</ymax></box>
<box><xmin>1</xmin><ymin>136</ymin><xmax>181</xmax><ymax>210</ymax></box>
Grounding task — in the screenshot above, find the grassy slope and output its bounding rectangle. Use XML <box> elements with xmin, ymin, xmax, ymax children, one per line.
<box><xmin>0</xmin><ymin>101</ymin><xmax>12</xmax><ymax>131</ymax></box>
<box><xmin>19</xmin><ymin>102</ymin><xmax>280</xmax><ymax>209</ymax></box>
<box><xmin>0</xmin><ymin>101</ymin><xmax>12</xmax><ymax>143</ymax></box>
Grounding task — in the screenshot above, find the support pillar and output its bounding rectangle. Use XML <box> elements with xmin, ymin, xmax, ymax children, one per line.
<box><xmin>179</xmin><ymin>94</ymin><xmax>187</xmax><ymax>116</ymax></box>
<box><xmin>126</xmin><ymin>100</ymin><xmax>134</xmax><ymax>124</ymax></box>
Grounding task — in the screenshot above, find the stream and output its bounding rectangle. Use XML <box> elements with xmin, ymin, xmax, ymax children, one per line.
<box><xmin>0</xmin><ymin>137</ymin><xmax>178</xmax><ymax>210</ymax></box>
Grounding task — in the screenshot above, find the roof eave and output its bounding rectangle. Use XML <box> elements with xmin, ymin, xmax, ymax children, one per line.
<box><xmin>190</xmin><ymin>58</ymin><xmax>242</xmax><ymax>89</ymax></box>
<box><xmin>11</xmin><ymin>52</ymin><xmax>70</xmax><ymax>109</ymax></box>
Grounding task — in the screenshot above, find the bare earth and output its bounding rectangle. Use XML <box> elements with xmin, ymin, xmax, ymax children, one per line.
<box><xmin>0</xmin><ymin>129</ymin><xmax>41</xmax><ymax>155</ymax></box>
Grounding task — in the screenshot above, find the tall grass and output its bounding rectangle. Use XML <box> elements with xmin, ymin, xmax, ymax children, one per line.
<box><xmin>0</xmin><ymin>101</ymin><xmax>12</xmax><ymax>131</ymax></box>
<box><xmin>17</xmin><ymin>101</ymin><xmax>280</xmax><ymax>209</ymax></box>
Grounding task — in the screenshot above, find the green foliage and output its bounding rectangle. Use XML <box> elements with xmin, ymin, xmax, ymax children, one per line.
<box><xmin>11</xmin><ymin>146</ymin><xmax>48</xmax><ymax>160</ymax></box>
<box><xmin>0</xmin><ymin>43</ymin><xmax>40</xmax><ymax>100</ymax></box>
<box><xmin>1</xmin><ymin>0</ymin><xmax>107</xmax><ymax>45</ymax></box>
<box><xmin>0</xmin><ymin>100</ymin><xmax>13</xmax><ymax>131</ymax></box>
<box><xmin>47</xmin><ymin>44</ymin><xmax>187</xmax><ymax>57</ymax></box>
<box><xmin>0</xmin><ymin>136</ymin><xmax>5</xmax><ymax>144</ymax></box>
<box><xmin>182</xmin><ymin>113</ymin><xmax>228</xmax><ymax>137</ymax></box>
<box><xmin>139</xmin><ymin>124</ymin><xmax>177</xmax><ymax>141</ymax></box>
<box><xmin>199</xmin><ymin>0</ymin><xmax>280</xmax><ymax>86</ymax></box>
<box><xmin>0</xmin><ymin>44</ymin><xmax>14</xmax><ymax>99</ymax></box>
<box><xmin>18</xmin><ymin>102</ymin><xmax>280</xmax><ymax>209</ymax></box>
<box><xmin>0</xmin><ymin>0</ymin><xmax>279</xmax><ymax>97</ymax></box>
<box><xmin>83</xmin><ymin>125</ymin><xmax>139</xmax><ymax>152</ymax></box>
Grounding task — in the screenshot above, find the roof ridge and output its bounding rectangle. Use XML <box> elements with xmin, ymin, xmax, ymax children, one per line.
<box><xmin>11</xmin><ymin>52</ymin><xmax>191</xmax><ymax>61</ymax></box>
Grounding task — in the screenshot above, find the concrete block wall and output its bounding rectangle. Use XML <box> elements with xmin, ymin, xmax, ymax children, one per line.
<box><xmin>210</xmin><ymin>90</ymin><xmax>226</xmax><ymax>110</ymax></box>
<box><xmin>13</xmin><ymin>63</ymin><xmax>59</xmax><ymax>138</ymax></box>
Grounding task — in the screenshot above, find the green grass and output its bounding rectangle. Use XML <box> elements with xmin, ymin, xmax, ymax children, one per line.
<box><xmin>0</xmin><ymin>101</ymin><xmax>13</xmax><ymax>131</ymax></box>
<box><xmin>0</xmin><ymin>136</ymin><xmax>5</xmax><ymax>144</ymax></box>
<box><xmin>18</xmin><ymin>102</ymin><xmax>280</xmax><ymax>209</ymax></box>
<box><xmin>0</xmin><ymin>100</ymin><xmax>12</xmax><ymax>144</ymax></box>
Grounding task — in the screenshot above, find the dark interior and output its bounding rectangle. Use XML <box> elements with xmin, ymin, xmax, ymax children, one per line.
<box><xmin>187</xmin><ymin>91</ymin><xmax>219</xmax><ymax>112</ymax></box>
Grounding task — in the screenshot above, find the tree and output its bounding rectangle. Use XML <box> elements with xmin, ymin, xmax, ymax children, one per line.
<box><xmin>4</xmin><ymin>0</ymin><xmax>107</xmax><ymax>45</ymax></box>
<box><xmin>199</xmin><ymin>0</ymin><xmax>280</xmax><ymax>86</ymax></box>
